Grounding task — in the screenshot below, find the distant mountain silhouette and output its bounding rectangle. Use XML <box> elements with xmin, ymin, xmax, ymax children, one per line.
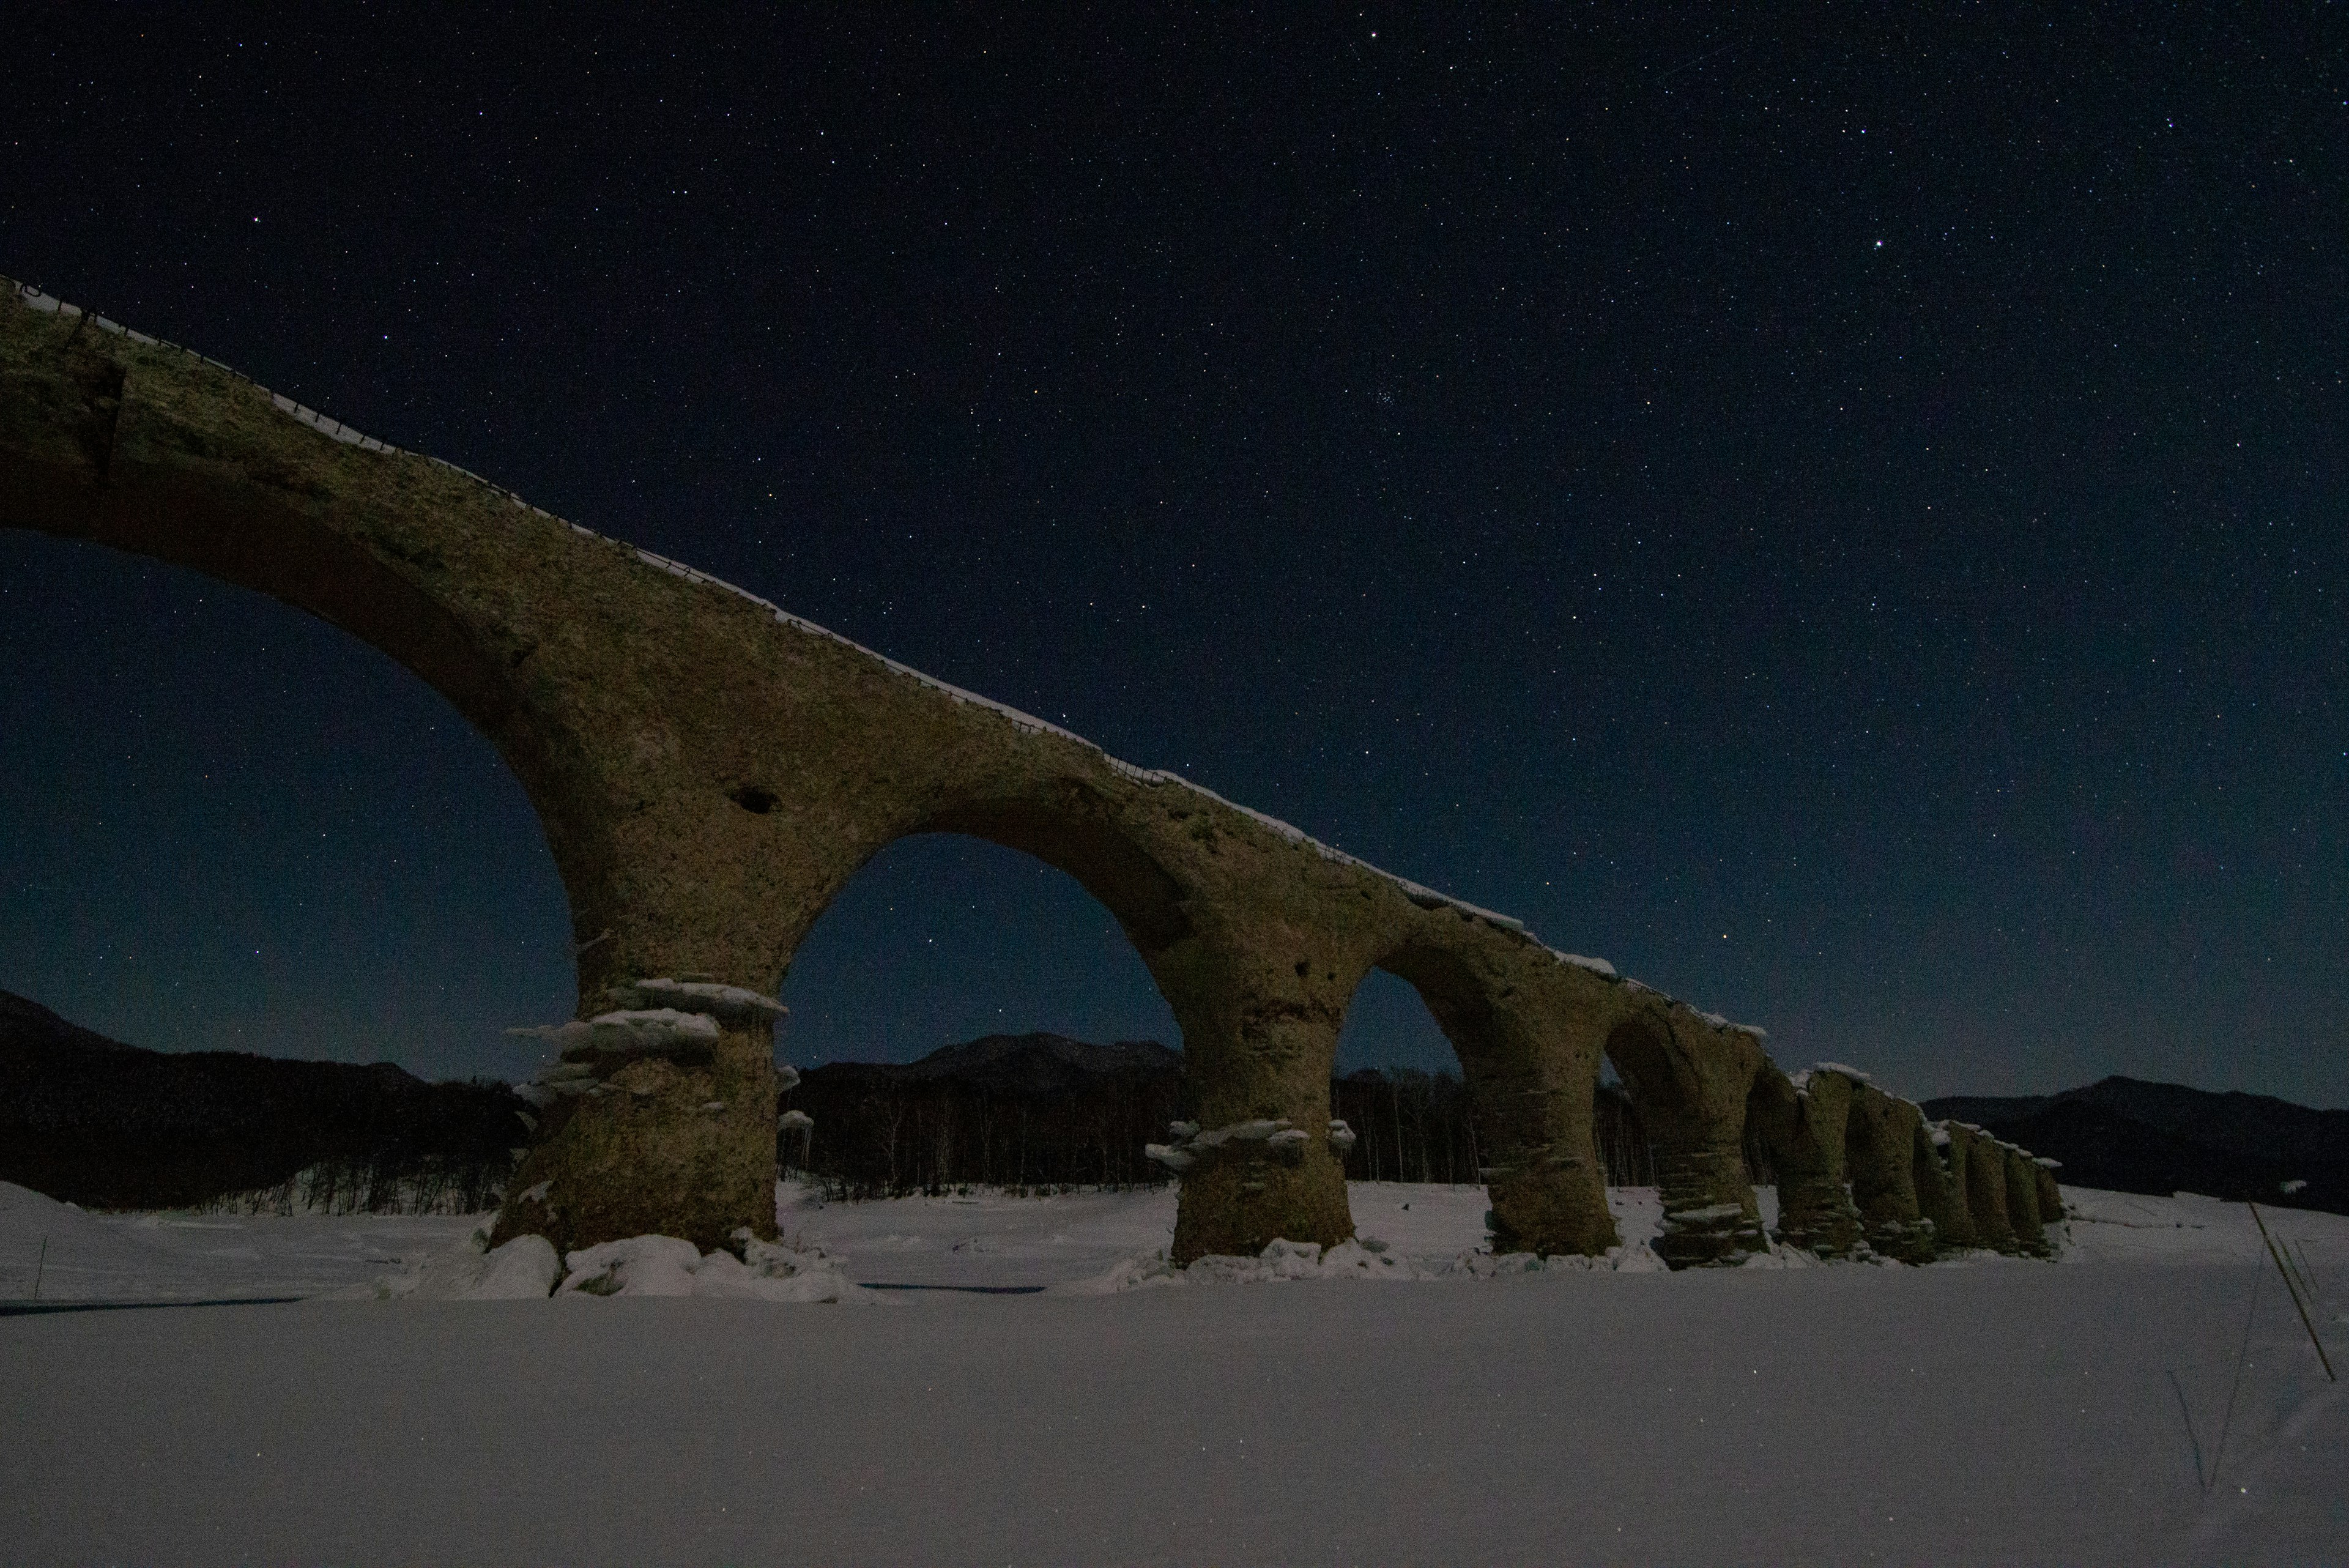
<box><xmin>896</xmin><ymin>1032</ymin><xmax>1182</xmax><ymax>1093</ymax></box>
<box><xmin>32</xmin><ymin>989</ymin><xmax>2329</xmax><ymax>1222</ymax></box>
<box><xmin>1921</xmin><ymin>1076</ymin><xmax>2347</xmax><ymax>1217</ymax></box>
<box><xmin>0</xmin><ymin>989</ymin><xmax>527</xmax><ymax>1211</ymax></box>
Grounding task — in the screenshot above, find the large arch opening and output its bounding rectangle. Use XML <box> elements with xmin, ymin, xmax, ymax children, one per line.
<box><xmin>0</xmin><ymin>530</ymin><xmax>575</xmax><ymax>1214</ymax></box>
<box><xmin>772</xmin><ymin>831</ymin><xmax>1184</xmax><ymax>1195</ymax></box>
<box><xmin>0</xmin><ymin>531</ymin><xmax>576</xmax><ymax>1081</ymax></box>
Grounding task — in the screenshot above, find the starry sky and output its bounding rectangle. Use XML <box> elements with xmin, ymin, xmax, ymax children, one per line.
<box><xmin>2</xmin><ymin>6</ymin><xmax>2342</xmax><ymax>1105</ymax></box>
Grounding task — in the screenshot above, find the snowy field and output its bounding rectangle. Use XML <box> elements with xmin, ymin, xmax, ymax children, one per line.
<box><xmin>4</xmin><ymin>1180</ymin><xmax>2343</xmax><ymax>1565</ymax></box>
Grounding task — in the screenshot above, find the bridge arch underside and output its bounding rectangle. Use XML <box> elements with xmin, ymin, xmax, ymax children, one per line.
<box><xmin>2</xmin><ymin>285</ymin><xmax>2063</xmax><ymax>1273</ymax></box>
<box><xmin>1358</xmin><ymin>945</ymin><xmax>1618</xmax><ymax>1259</ymax></box>
<box><xmin>1600</xmin><ymin>1005</ymin><xmax>1770</xmax><ymax>1266</ymax></box>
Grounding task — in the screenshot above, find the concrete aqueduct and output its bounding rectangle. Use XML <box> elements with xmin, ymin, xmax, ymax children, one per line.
<box><xmin>0</xmin><ymin>280</ymin><xmax>2060</xmax><ymax>1266</ymax></box>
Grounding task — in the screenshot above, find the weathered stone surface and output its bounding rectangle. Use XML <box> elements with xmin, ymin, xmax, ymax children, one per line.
<box><xmin>0</xmin><ymin>282</ymin><xmax>2060</xmax><ymax>1269</ymax></box>
<box><xmin>1844</xmin><ymin>1086</ymin><xmax>1938</xmax><ymax>1263</ymax></box>
<box><xmin>1950</xmin><ymin>1124</ymin><xmax>2021</xmax><ymax>1255</ymax></box>
<box><xmin>1750</xmin><ymin>1065</ymin><xmax>1867</xmax><ymax>1260</ymax></box>
<box><xmin>2003</xmin><ymin>1146</ymin><xmax>2051</xmax><ymax>1257</ymax></box>
<box><xmin>2035</xmin><ymin>1162</ymin><xmax>2063</xmax><ymax>1225</ymax></box>
<box><xmin>1916</xmin><ymin>1123</ymin><xmax>1977</xmax><ymax>1252</ymax></box>
<box><xmin>492</xmin><ymin>1024</ymin><xmax>778</xmax><ymax>1257</ymax></box>
<box><xmin>1373</xmin><ymin>942</ymin><xmax>1619</xmax><ymax>1260</ymax></box>
<box><xmin>1603</xmin><ymin>998</ymin><xmax>1769</xmax><ymax>1267</ymax></box>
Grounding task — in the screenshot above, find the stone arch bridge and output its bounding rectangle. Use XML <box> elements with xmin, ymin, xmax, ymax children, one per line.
<box><xmin>0</xmin><ymin>280</ymin><xmax>2057</xmax><ymax>1267</ymax></box>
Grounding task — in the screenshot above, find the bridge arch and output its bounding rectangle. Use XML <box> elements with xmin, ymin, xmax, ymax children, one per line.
<box><xmin>1</xmin><ymin>529</ymin><xmax>576</xmax><ymax>1074</ymax></box>
<box><xmin>776</xmin><ymin>829</ymin><xmax>1183</xmax><ymax>1066</ymax></box>
<box><xmin>1601</xmin><ymin>1001</ymin><xmax>1770</xmax><ymax>1266</ymax></box>
<box><xmin>1843</xmin><ymin>1085</ymin><xmax>1937</xmax><ymax>1263</ymax></box>
<box><xmin>2</xmin><ymin>281</ymin><xmax>2058</xmax><ymax>1271</ymax></box>
<box><xmin>1330</xmin><ymin>937</ymin><xmax>1619</xmax><ymax>1257</ymax></box>
<box><xmin>1746</xmin><ymin>1063</ymin><xmax>1865</xmax><ymax>1259</ymax></box>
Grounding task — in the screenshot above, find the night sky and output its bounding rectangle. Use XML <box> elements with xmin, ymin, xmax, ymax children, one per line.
<box><xmin>2</xmin><ymin>7</ymin><xmax>2342</xmax><ymax>1106</ymax></box>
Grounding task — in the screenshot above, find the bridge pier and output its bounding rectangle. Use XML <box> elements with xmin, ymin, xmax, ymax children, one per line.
<box><xmin>1605</xmin><ymin>1000</ymin><xmax>1768</xmax><ymax>1267</ymax></box>
<box><xmin>495</xmin><ymin>1016</ymin><xmax>780</xmax><ymax>1258</ymax></box>
<box><xmin>1915</xmin><ymin>1123</ymin><xmax>1975</xmax><ymax>1252</ymax></box>
<box><xmin>1162</xmin><ymin>946</ymin><xmax>1357</xmax><ymax>1265</ymax></box>
<box><xmin>0</xmin><ymin>284</ymin><xmax>2066</xmax><ymax>1282</ymax></box>
<box><xmin>1950</xmin><ymin>1125</ymin><xmax>2020</xmax><ymax>1254</ymax></box>
<box><xmin>2004</xmin><ymin>1146</ymin><xmax>2052</xmax><ymax>1257</ymax></box>
<box><xmin>1845</xmin><ymin>1085</ymin><xmax>1938</xmax><ymax>1263</ymax></box>
<box><xmin>1751</xmin><ymin>1065</ymin><xmax>1867</xmax><ymax>1260</ymax></box>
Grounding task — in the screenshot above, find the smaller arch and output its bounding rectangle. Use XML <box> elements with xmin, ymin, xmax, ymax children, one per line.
<box><xmin>1915</xmin><ymin>1121</ymin><xmax>1978</xmax><ymax>1252</ymax></box>
<box><xmin>1844</xmin><ymin>1087</ymin><xmax>1937</xmax><ymax>1263</ymax></box>
<box><xmin>1348</xmin><ymin>940</ymin><xmax>1617</xmax><ymax>1258</ymax></box>
<box><xmin>1334</xmin><ymin>970</ymin><xmax>1482</xmax><ymax>1184</ymax></box>
<box><xmin>1602</xmin><ymin>1001</ymin><xmax>1768</xmax><ymax>1267</ymax></box>
<box><xmin>1594</xmin><ymin>1060</ymin><xmax>1657</xmax><ymax>1189</ymax></box>
<box><xmin>1746</xmin><ymin>1065</ymin><xmax>1865</xmax><ymax>1260</ymax></box>
<box><xmin>2003</xmin><ymin>1146</ymin><xmax>2051</xmax><ymax>1257</ymax></box>
<box><xmin>922</xmin><ymin>792</ymin><xmax>1192</xmax><ymax>957</ymax></box>
<box><xmin>1953</xmin><ymin>1125</ymin><xmax>2019</xmax><ymax>1254</ymax></box>
<box><xmin>775</xmin><ymin>830</ymin><xmax>1182</xmax><ymax>1066</ymax></box>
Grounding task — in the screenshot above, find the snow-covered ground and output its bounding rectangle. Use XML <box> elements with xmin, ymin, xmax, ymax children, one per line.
<box><xmin>0</xmin><ymin>1180</ymin><xmax>484</xmax><ymax>1302</ymax></box>
<box><xmin>4</xmin><ymin>1179</ymin><xmax>2343</xmax><ymax>1564</ymax></box>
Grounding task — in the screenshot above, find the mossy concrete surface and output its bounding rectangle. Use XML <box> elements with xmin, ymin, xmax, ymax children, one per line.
<box><xmin>0</xmin><ymin>281</ymin><xmax>2059</xmax><ymax>1269</ymax></box>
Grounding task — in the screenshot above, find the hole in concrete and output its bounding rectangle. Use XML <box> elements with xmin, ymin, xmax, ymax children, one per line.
<box><xmin>730</xmin><ymin>784</ymin><xmax>779</xmax><ymax>814</ymax></box>
<box><xmin>1294</xmin><ymin>959</ymin><xmax>1311</xmax><ymax>978</ymax></box>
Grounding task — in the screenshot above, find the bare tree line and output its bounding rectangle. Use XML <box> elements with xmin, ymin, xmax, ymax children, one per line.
<box><xmin>784</xmin><ymin>1064</ymin><xmax>1723</xmax><ymax>1198</ymax></box>
<box><xmin>779</xmin><ymin>1060</ymin><xmax>1183</xmax><ymax>1198</ymax></box>
<box><xmin>1334</xmin><ymin>1072</ymin><xmax>1693</xmax><ymax>1189</ymax></box>
<box><xmin>198</xmin><ymin>1150</ymin><xmax>515</xmax><ymax>1216</ymax></box>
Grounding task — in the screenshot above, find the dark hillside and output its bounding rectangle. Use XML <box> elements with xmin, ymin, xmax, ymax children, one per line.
<box><xmin>0</xmin><ymin>990</ymin><xmax>529</xmax><ymax>1211</ymax></box>
<box><xmin>1923</xmin><ymin>1076</ymin><xmax>2347</xmax><ymax>1217</ymax></box>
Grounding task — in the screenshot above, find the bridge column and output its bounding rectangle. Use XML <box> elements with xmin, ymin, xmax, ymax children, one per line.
<box><xmin>1162</xmin><ymin>943</ymin><xmax>1355</xmax><ymax>1265</ymax></box>
<box><xmin>1949</xmin><ymin>1124</ymin><xmax>2019</xmax><ymax>1254</ymax></box>
<box><xmin>2034</xmin><ymin>1161</ymin><xmax>2065</xmax><ymax>1227</ymax></box>
<box><xmin>494</xmin><ymin>935</ymin><xmax>787</xmax><ymax>1258</ymax></box>
<box><xmin>1453</xmin><ymin>986</ymin><xmax>1618</xmax><ymax>1259</ymax></box>
<box><xmin>1915</xmin><ymin>1121</ymin><xmax>1975</xmax><ymax>1252</ymax></box>
<box><xmin>2004</xmin><ymin>1146</ymin><xmax>2052</xmax><ymax>1257</ymax></box>
<box><xmin>1750</xmin><ymin>1066</ymin><xmax>1867</xmax><ymax>1259</ymax></box>
<box><xmin>1373</xmin><ymin>946</ymin><xmax>1620</xmax><ymax>1259</ymax></box>
<box><xmin>1604</xmin><ymin>999</ymin><xmax>1769</xmax><ymax>1267</ymax></box>
<box><xmin>1845</xmin><ymin>1086</ymin><xmax>1937</xmax><ymax>1263</ymax></box>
